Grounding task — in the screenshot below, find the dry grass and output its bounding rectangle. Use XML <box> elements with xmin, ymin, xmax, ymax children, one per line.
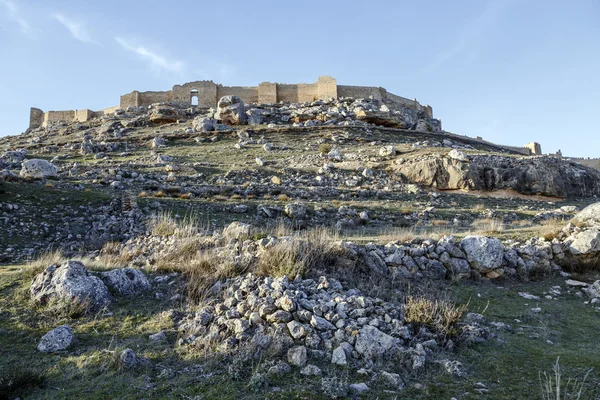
<box><xmin>257</xmin><ymin>227</ymin><xmax>340</xmax><ymax>278</ymax></box>
<box><xmin>404</xmin><ymin>295</ymin><xmax>467</xmax><ymax>337</ymax></box>
<box><xmin>23</xmin><ymin>248</ymin><xmax>128</xmax><ymax>281</ymax></box>
<box><xmin>539</xmin><ymin>357</ymin><xmax>591</xmax><ymax>400</ymax></box>
<box><xmin>148</xmin><ymin>211</ymin><xmax>206</xmax><ymax>238</ymax></box>
<box><xmin>539</xmin><ymin>218</ymin><xmax>564</xmax><ymax>241</ymax></box>
<box><xmin>471</xmin><ymin>218</ymin><xmax>504</xmax><ymax>235</ymax></box>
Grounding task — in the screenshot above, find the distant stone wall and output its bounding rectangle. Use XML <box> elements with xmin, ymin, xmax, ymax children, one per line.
<box><xmin>28</xmin><ymin>75</ymin><xmax>440</xmax><ymax>129</ymax></box>
<box><xmin>43</xmin><ymin>110</ymin><xmax>75</xmax><ymax>127</ymax></box>
<box><xmin>258</xmin><ymin>82</ymin><xmax>277</xmax><ymax>103</ymax></box>
<box><xmin>217</xmin><ymin>86</ymin><xmax>258</xmax><ymax>104</ymax></box>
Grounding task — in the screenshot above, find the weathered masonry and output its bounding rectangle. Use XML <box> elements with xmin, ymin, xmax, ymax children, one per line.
<box><xmin>29</xmin><ymin>76</ymin><xmax>433</xmax><ymax>129</ymax></box>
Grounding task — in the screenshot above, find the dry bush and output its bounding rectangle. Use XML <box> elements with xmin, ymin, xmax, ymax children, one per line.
<box><xmin>257</xmin><ymin>240</ymin><xmax>304</xmax><ymax>278</ymax></box>
<box><xmin>181</xmin><ymin>250</ymin><xmax>238</xmax><ymax>303</ymax></box>
<box><xmin>256</xmin><ymin>227</ymin><xmax>340</xmax><ymax>278</ymax></box>
<box><xmin>539</xmin><ymin>218</ymin><xmax>563</xmax><ymax>241</ymax></box>
<box><xmin>404</xmin><ymin>295</ymin><xmax>467</xmax><ymax>337</ymax></box>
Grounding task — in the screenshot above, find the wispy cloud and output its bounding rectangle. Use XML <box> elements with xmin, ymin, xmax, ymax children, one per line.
<box><xmin>420</xmin><ymin>0</ymin><xmax>514</xmax><ymax>76</ymax></box>
<box><xmin>51</xmin><ymin>12</ymin><xmax>94</xmax><ymax>43</ymax></box>
<box><xmin>0</xmin><ymin>0</ymin><xmax>33</xmax><ymax>36</ymax></box>
<box><xmin>115</xmin><ymin>36</ymin><xmax>184</xmax><ymax>75</ymax></box>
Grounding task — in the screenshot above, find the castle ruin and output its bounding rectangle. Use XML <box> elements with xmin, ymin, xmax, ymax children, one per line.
<box><xmin>28</xmin><ymin>76</ymin><xmax>433</xmax><ymax>129</ymax></box>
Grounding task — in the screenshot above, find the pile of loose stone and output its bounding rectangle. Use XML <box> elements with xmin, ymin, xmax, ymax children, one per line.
<box><xmin>178</xmin><ymin>273</ymin><xmax>486</xmax><ymax>386</ymax></box>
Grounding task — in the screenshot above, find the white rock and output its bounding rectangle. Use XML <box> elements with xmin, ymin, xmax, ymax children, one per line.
<box><xmin>20</xmin><ymin>159</ymin><xmax>58</xmax><ymax>179</ymax></box>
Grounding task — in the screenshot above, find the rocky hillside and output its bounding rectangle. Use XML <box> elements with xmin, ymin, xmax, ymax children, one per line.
<box><xmin>1</xmin><ymin>95</ymin><xmax>600</xmax><ymax>399</ymax></box>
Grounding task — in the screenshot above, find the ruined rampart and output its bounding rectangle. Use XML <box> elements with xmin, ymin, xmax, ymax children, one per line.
<box><xmin>29</xmin><ymin>76</ymin><xmax>433</xmax><ymax>129</ymax></box>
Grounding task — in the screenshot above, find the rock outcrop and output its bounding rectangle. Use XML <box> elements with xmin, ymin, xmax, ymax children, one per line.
<box><xmin>394</xmin><ymin>154</ymin><xmax>600</xmax><ymax>197</ymax></box>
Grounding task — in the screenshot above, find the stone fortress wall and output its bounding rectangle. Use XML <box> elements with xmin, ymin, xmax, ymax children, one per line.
<box><xmin>27</xmin><ymin>75</ymin><xmax>541</xmax><ymax>157</ymax></box>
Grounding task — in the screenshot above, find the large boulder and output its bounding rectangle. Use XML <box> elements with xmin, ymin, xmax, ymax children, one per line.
<box><xmin>572</xmin><ymin>203</ymin><xmax>600</xmax><ymax>225</ymax></box>
<box><xmin>37</xmin><ymin>325</ymin><xmax>74</xmax><ymax>352</ymax></box>
<box><xmin>149</xmin><ymin>105</ymin><xmax>179</xmax><ymax>124</ymax></box>
<box><xmin>30</xmin><ymin>261</ymin><xmax>110</xmax><ymax>312</ymax></box>
<box><xmin>99</xmin><ymin>268</ymin><xmax>151</xmax><ymax>296</ymax></box>
<box><xmin>354</xmin><ymin>326</ymin><xmax>397</xmax><ymax>358</ymax></box>
<box><xmin>215</xmin><ymin>96</ymin><xmax>247</xmax><ymax>125</ymax></box>
<box><xmin>460</xmin><ymin>236</ymin><xmax>504</xmax><ymax>273</ymax></box>
<box><xmin>567</xmin><ymin>229</ymin><xmax>600</xmax><ymax>256</ymax></box>
<box><xmin>20</xmin><ymin>159</ymin><xmax>58</xmax><ymax>179</ymax></box>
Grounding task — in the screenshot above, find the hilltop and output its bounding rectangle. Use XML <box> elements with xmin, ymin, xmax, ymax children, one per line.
<box><xmin>1</xmin><ymin>90</ymin><xmax>600</xmax><ymax>399</ymax></box>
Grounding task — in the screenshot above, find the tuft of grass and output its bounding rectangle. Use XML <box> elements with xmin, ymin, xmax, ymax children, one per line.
<box><xmin>539</xmin><ymin>357</ymin><xmax>592</xmax><ymax>400</ymax></box>
<box><xmin>404</xmin><ymin>295</ymin><xmax>467</xmax><ymax>337</ymax></box>
<box><xmin>256</xmin><ymin>227</ymin><xmax>340</xmax><ymax>278</ymax></box>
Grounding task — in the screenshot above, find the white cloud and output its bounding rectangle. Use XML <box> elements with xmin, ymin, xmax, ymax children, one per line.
<box><xmin>51</xmin><ymin>12</ymin><xmax>93</xmax><ymax>43</ymax></box>
<box><xmin>115</xmin><ymin>36</ymin><xmax>184</xmax><ymax>75</ymax></box>
<box><xmin>0</xmin><ymin>0</ymin><xmax>33</xmax><ymax>36</ymax></box>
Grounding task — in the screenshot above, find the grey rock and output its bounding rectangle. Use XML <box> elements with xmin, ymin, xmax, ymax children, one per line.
<box><xmin>331</xmin><ymin>346</ymin><xmax>347</xmax><ymax>365</ymax></box>
<box><xmin>460</xmin><ymin>236</ymin><xmax>504</xmax><ymax>273</ymax></box>
<box><xmin>215</xmin><ymin>96</ymin><xmax>247</xmax><ymax>125</ymax></box>
<box><xmin>300</xmin><ymin>364</ymin><xmax>322</xmax><ymax>376</ymax></box>
<box><xmin>310</xmin><ymin>315</ymin><xmax>336</xmax><ymax>331</ymax></box>
<box><xmin>354</xmin><ymin>325</ymin><xmax>396</xmax><ymax>357</ymax></box>
<box><xmin>30</xmin><ymin>261</ymin><xmax>110</xmax><ymax>312</ymax></box>
<box><xmin>20</xmin><ymin>159</ymin><xmax>58</xmax><ymax>179</ymax></box>
<box><xmin>287</xmin><ymin>345</ymin><xmax>308</xmax><ymax>367</ymax></box>
<box><xmin>567</xmin><ymin>229</ymin><xmax>600</xmax><ymax>255</ymax></box>
<box><xmin>37</xmin><ymin>325</ymin><xmax>74</xmax><ymax>352</ymax></box>
<box><xmin>99</xmin><ymin>268</ymin><xmax>151</xmax><ymax>296</ymax></box>
<box><xmin>119</xmin><ymin>348</ymin><xmax>151</xmax><ymax>370</ymax></box>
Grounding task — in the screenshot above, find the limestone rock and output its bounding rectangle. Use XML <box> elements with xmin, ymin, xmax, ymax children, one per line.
<box><xmin>192</xmin><ymin>116</ymin><xmax>215</xmax><ymax>132</ymax></box>
<box><xmin>572</xmin><ymin>202</ymin><xmax>600</xmax><ymax>225</ymax></box>
<box><xmin>119</xmin><ymin>348</ymin><xmax>151</xmax><ymax>370</ymax></box>
<box><xmin>99</xmin><ymin>268</ymin><xmax>151</xmax><ymax>296</ymax></box>
<box><xmin>379</xmin><ymin>146</ymin><xmax>396</xmax><ymax>157</ymax></box>
<box><xmin>223</xmin><ymin>221</ymin><xmax>252</xmax><ymax>240</ymax></box>
<box><xmin>354</xmin><ymin>325</ymin><xmax>396</xmax><ymax>357</ymax></box>
<box><xmin>37</xmin><ymin>325</ymin><xmax>74</xmax><ymax>352</ymax></box>
<box><xmin>394</xmin><ymin>154</ymin><xmax>600</xmax><ymax>198</ymax></box>
<box><xmin>284</xmin><ymin>203</ymin><xmax>307</xmax><ymax>219</ymax></box>
<box><xmin>460</xmin><ymin>236</ymin><xmax>504</xmax><ymax>273</ymax></box>
<box><xmin>30</xmin><ymin>261</ymin><xmax>110</xmax><ymax>312</ymax></box>
<box><xmin>567</xmin><ymin>229</ymin><xmax>600</xmax><ymax>255</ymax></box>
<box><xmin>149</xmin><ymin>105</ymin><xmax>179</xmax><ymax>124</ymax></box>
<box><xmin>448</xmin><ymin>149</ymin><xmax>467</xmax><ymax>161</ymax></box>
<box><xmin>287</xmin><ymin>345</ymin><xmax>307</xmax><ymax>367</ymax></box>
<box><xmin>215</xmin><ymin>96</ymin><xmax>247</xmax><ymax>125</ymax></box>
<box><xmin>20</xmin><ymin>159</ymin><xmax>58</xmax><ymax>179</ymax></box>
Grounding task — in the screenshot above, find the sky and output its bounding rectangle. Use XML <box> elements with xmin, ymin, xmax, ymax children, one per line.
<box><xmin>0</xmin><ymin>0</ymin><xmax>598</xmax><ymax>157</ymax></box>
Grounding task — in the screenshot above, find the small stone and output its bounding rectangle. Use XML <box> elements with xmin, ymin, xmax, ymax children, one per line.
<box><xmin>310</xmin><ymin>315</ymin><xmax>336</xmax><ymax>331</ymax></box>
<box><xmin>349</xmin><ymin>382</ymin><xmax>370</xmax><ymax>394</ymax></box>
<box><xmin>331</xmin><ymin>346</ymin><xmax>347</xmax><ymax>365</ymax></box>
<box><xmin>287</xmin><ymin>346</ymin><xmax>308</xmax><ymax>367</ymax></box>
<box><xmin>149</xmin><ymin>331</ymin><xmax>167</xmax><ymax>342</ymax></box>
<box><xmin>300</xmin><ymin>364</ymin><xmax>322</xmax><ymax>376</ymax></box>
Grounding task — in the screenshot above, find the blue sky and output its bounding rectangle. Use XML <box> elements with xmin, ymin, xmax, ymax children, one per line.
<box><xmin>0</xmin><ymin>0</ymin><xmax>598</xmax><ymax>157</ymax></box>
